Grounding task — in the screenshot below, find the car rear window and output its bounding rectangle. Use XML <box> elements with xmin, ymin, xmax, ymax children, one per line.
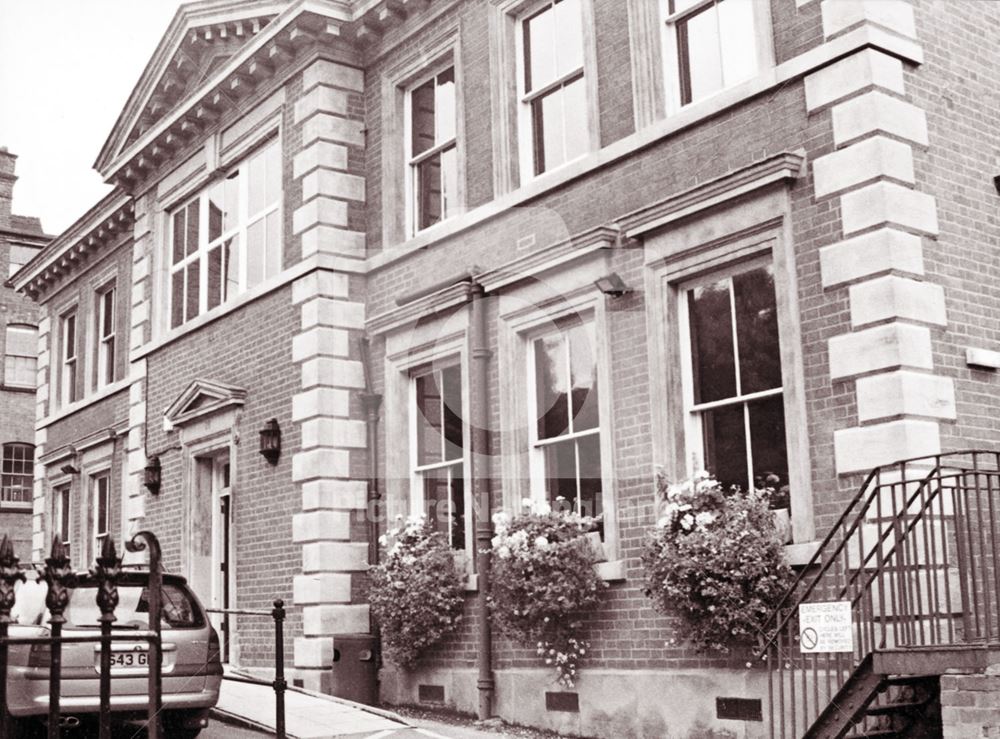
<box><xmin>65</xmin><ymin>584</ymin><xmax>205</xmax><ymax>629</ymax></box>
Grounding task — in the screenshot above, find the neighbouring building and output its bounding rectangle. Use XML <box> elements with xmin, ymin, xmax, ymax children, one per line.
<box><xmin>11</xmin><ymin>0</ymin><xmax>1000</xmax><ymax>736</ymax></box>
<box><xmin>0</xmin><ymin>147</ymin><xmax>49</xmax><ymax>561</ymax></box>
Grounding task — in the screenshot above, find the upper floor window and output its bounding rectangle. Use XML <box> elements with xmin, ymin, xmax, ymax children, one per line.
<box><xmin>8</xmin><ymin>245</ymin><xmax>39</xmax><ymax>278</ymax></box>
<box><xmin>92</xmin><ymin>472</ymin><xmax>111</xmax><ymax>553</ymax></box>
<box><xmin>529</xmin><ymin>320</ymin><xmax>603</xmax><ymax>528</ymax></box>
<box><xmin>1</xmin><ymin>443</ymin><xmax>33</xmax><ymax>506</ymax></box>
<box><xmin>519</xmin><ymin>0</ymin><xmax>588</xmax><ymax>176</ymax></box>
<box><xmin>3</xmin><ymin>324</ymin><xmax>36</xmax><ymax>389</ymax></box>
<box><xmin>679</xmin><ymin>260</ymin><xmax>787</xmax><ymax>496</ymax></box>
<box><xmin>169</xmin><ymin>137</ymin><xmax>281</xmax><ymax>329</ymax></box>
<box><xmin>96</xmin><ymin>284</ymin><xmax>116</xmax><ymax>390</ymax></box>
<box><xmin>664</xmin><ymin>0</ymin><xmax>764</xmax><ymax>108</ymax></box>
<box><xmin>60</xmin><ymin>311</ymin><xmax>78</xmax><ymax>406</ymax></box>
<box><xmin>412</xmin><ymin>363</ymin><xmax>466</xmax><ymax>550</ymax></box>
<box><xmin>406</xmin><ymin>66</ymin><xmax>458</xmax><ymax>234</ymax></box>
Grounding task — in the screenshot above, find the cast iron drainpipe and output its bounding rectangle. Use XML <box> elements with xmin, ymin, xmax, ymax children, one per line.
<box><xmin>394</xmin><ymin>273</ymin><xmax>494</xmax><ymax>719</ymax></box>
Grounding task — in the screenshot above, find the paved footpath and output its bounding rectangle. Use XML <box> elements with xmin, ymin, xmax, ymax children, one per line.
<box><xmin>215</xmin><ymin>674</ymin><xmax>512</xmax><ymax>739</ymax></box>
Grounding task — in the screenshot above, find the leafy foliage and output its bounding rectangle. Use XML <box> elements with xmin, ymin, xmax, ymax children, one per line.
<box><xmin>489</xmin><ymin>500</ymin><xmax>607</xmax><ymax>687</ymax></box>
<box><xmin>642</xmin><ymin>471</ymin><xmax>794</xmax><ymax>653</ymax></box>
<box><xmin>369</xmin><ymin>517</ymin><xmax>465</xmax><ymax>668</ymax></box>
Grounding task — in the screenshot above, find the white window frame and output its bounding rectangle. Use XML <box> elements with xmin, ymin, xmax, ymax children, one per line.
<box><xmin>409</xmin><ymin>360</ymin><xmax>471</xmax><ymax>551</ymax></box>
<box><xmin>505</xmin><ymin>0</ymin><xmax>600</xmax><ymax>185</ymax></box>
<box><xmin>404</xmin><ymin>61</ymin><xmax>460</xmax><ymax>238</ymax></box>
<box><xmin>3</xmin><ymin>324</ymin><xmax>37</xmax><ymax>389</ymax></box>
<box><xmin>1</xmin><ymin>442</ymin><xmax>34</xmax><ymax>508</ymax></box>
<box><xmin>660</xmin><ymin>0</ymin><xmax>773</xmax><ymax>115</ymax></box>
<box><xmin>92</xmin><ymin>471</ymin><xmax>111</xmax><ymax>555</ymax></box>
<box><xmin>59</xmin><ymin>310</ymin><xmax>78</xmax><ymax>407</ymax></box>
<box><xmin>167</xmin><ymin>136</ymin><xmax>282</xmax><ymax>329</ymax></box>
<box><xmin>96</xmin><ymin>283</ymin><xmax>116</xmax><ymax>390</ymax></box>
<box><xmin>496</xmin><ymin>269</ymin><xmax>620</xmax><ymax>571</ymax></box>
<box><xmin>677</xmin><ymin>254</ymin><xmax>785</xmax><ymax>489</ymax></box>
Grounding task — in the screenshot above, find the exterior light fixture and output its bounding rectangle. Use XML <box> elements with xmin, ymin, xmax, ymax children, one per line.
<box><xmin>143</xmin><ymin>456</ymin><xmax>161</xmax><ymax>495</ymax></box>
<box><xmin>60</xmin><ymin>463</ymin><xmax>79</xmax><ymax>475</ymax></box>
<box><xmin>259</xmin><ymin>418</ymin><xmax>281</xmax><ymax>465</ymax></box>
<box><xmin>594</xmin><ymin>272</ymin><xmax>632</xmax><ymax>298</ymax></box>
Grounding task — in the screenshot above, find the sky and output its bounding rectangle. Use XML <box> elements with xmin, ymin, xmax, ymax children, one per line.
<box><xmin>0</xmin><ymin>1</ymin><xmax>186</xmax><ymax>235</ymax></box>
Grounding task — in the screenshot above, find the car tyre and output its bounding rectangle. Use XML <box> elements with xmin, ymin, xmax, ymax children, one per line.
<box><xmin>2</xmin><ymin>709</ymin><xmax>43</xmax><ymax>739</ymax></box>
<box><xmin>162</xmin><ymin>710</ymin><xmax>205</xmax><ymax>738</ymax></box>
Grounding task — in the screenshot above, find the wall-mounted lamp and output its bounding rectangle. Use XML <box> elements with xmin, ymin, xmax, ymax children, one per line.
<box><xmin>143</xmin><ymin>456</ymin><xmax>161</xmax><ymax>495</ymax></box>
<box><xmin>259</xmin><ymin>418</ymin><xmax>281</xmax><ymax>465</ymax></box>
<box><xmin>994</xmin><ymin>175</ymin><xmax>1000</xmax><ymax>195</ymax></box>
<box><xmin>59</xmin><ymin>463</ymin><xmax>79</xmax><ymax>475</ymax></box>
<box><xmin>594</xmin><ymin>272</ymin><xmax>632</xmax><ymax>298</ymax></box>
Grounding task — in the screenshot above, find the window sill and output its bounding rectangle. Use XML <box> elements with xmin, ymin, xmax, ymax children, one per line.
<box><xmin>785</xmin><ymin>540</ymin><xmax>821</xmax><ymax>567</ymax></box>
<box><xmin>461</xmin><ymin>558</ymin><xmax>625</xmax><ymax>592</ymax></box>
<box><xmin>37</xmin><ymin>378</ymin><xmax>131</xmax><ymax>430</ymax></box>
<box><xmin>0</xmin><ymin>502</ymin><xmax>32</xmax><ymax>512</ymax></box>
<box><xmin>0</xmin><ymin>384</ymin><xmax>35</xmax><ymax>394</ymax></box>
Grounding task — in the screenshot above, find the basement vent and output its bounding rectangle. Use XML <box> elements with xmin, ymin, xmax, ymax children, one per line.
<box><xmin>545</xmin><ymin>692</ymin><xmax>580</xmax><ymax>713</ymax></box>
<box><xmin>418</xmin><ymin>684</ymin><xmax>445</xmax><ymax>703</ymax></box>
<box><xmin>716</xmin><ymin>697</ymin><xmax>762</xmax><ymax>722</ymax></box>
<box><xmin>293</xmin><ymin>678</ymin><xmax>304</xmax><ymax>689</ymax></box>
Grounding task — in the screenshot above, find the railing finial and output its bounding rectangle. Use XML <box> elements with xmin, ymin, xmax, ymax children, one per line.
<box><xmin>0</xmin><ymin>534</ymin><xmax>25</xmax><ymax>625</ymax></box>
<box><xmin>91</xmin><ymin>537</ymin><xmax>122</xmax><ymax>624</ymax></box>
<box><xmin>40</xmin><ymin>535</ymin><xmax>75</xmax><ymax>626</ymax></box>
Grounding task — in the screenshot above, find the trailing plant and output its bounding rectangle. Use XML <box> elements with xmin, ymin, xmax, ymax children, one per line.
<box><xmin>489</xmin><ymin>499</ymin><xmax>607</xmax><ymax>687</ymax></box>
<box><xmin>642</xmin><ymin>470</ymin><xmax>794</xmax><ymax>654</ymax></box>
<box><xmin>369</xmin><ymin>516</ymin><xmax>465</xmax><ymax>668</ymax></box>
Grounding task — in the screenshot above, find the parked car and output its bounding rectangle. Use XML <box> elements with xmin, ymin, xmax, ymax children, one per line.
<box><xmin>4</xmin><ymin>570</ymin><xmax>223</xmax><ymax>738</ymax></box>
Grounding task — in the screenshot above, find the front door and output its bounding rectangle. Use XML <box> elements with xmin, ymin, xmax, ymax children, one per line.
<box><xmin>191</xmin><ymin>452</ymin><xmax>234</xmax><ymax>663</ymax></box>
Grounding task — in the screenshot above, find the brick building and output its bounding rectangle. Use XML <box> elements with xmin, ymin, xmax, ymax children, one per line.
<box><xmin>0</xmin><ymin>147</ymin><xmax>49</xmax><ymax>561</ymax></box>
<box><xmin>11</xmin><ymin>0</ymin><xmax>1000</xmax><ymax>736</ymax></box>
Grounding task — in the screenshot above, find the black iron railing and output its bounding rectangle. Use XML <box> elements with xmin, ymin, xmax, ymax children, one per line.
<box><xmin>206</xmin><ymin>601</ymin><xmax>288</xmax><ymax>739</ymax></box>
<box><xmin>758</xmin><ymin>450</ymin><xmax>1000</xmax><ymax>738</ymax></box>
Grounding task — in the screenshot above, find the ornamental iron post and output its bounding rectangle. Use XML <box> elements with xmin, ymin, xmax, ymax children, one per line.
<box><xmin>126</xmin><ymin>530</ymin><xmax>162</xmax><ymax>739</ymax></box>
<box><xmin>0</xmin><ymin>535</ymin><xmax>26</xmax><ymax>737</ymax></box>
<box><xmin>272</xmin><ymin>599</ymin><xmax>287</xmax><ymax>739</ymax></box>
<box><xmin>91</xmin><ymin>536</ymin><xmax>121</xmax><ymax>739</ymax></box>
<box><xmin>40</xmin><ymin>536</ymin><xmax>74</xmax><ymax>739</ymax></box>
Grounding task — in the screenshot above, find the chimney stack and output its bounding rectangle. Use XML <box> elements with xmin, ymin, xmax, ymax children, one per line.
<box><xmin>0</xmin><ymin>146</ymin><xmax>17</xmax><ymax>229</ymax></box>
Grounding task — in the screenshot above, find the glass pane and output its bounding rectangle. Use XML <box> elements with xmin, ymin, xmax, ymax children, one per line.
<box><xmin>535</xmin><ymin>90</ymin><xmax>562</xmax><ymax>173</ymax></box>
<box><xmin>688</xmin><ymin>277</ymin><xmax>736</xmax><ymax>403</ymax></box>
<box><xmin>171</xmin><ymin>271</ymin><xmax>184</xmax><ymax>328</ymax></box>
<box><xmin>436</xmin><ymin>67</ymin><xmax>456</xmax><ymax>144</ymax></box>
<box><xmin>185</xmin><ymin>261</ymin><xmax>200</xmax><ymax>321</ymax></box>
<box><xmin>207</xmin><ymin>246</ymin><xmax>223</xmax><ymax>310</ymax></box>
<box><xmin>568</xmin><ymin>323</ymin><xmax>598</xmax><ymax>431</ymax></box>
<box><xmin>670</xmin><ymin>0</ymin><xmax>703</xmax><ymax>13</ymax></box>
<box><xmin>733</xmin><ymin>265</ymin><xmax>782</xmax><ymax>393</ymax></box>
<box><xmin>266</xmin><ymin>211</ymin><xmax>281</xmax><ymax>278</ymax></box>
<box><xmin>718</xmin><ymin>0</ymin><xmax>757</xmax><ymax>87</ymax></box>
<box><xmin>101</xmin><ymin>290</ymin><xmax>114</xmax><ymax>337</ymax></box>
<box><xmin>172</xmin><ymin>209</ymin><xmax>185</xmax><ymax>264</ymax></box>
<box><xmin>185</xmin><ymin>201</ymin><xmax>200</xmax><ymax>257</ymax></box>
<box><xmin>422</xmin><ymin>465</ymin><xmax>464</xmax><ymax>549</ymax></box>
<box><xmin>682</xmin><ymin>3</ymin><xmax>723</xmax><ymax>103</ymax></box>
<box><xmin>415</xmin><ymin>371</ymin><xmax>444</xmax><ymax>466</ymax></box>
<box><xmin>207</xmin><ymin>182</ymin><xmax>224</xmax><ymax>242</ymax></box>
<box><xmin>748</xmin><ymin>394</ymin><xmax>788</xmax><ymax>496</ymax></box>
<box><xmin>544</xmin><ymin>437</ymin><xmax>578</xmax><ymax>507</ymax></box>
<box><xmin>225</xmin><ymin>170</ymin><xmax>240</xmax><ymax>230</ymax></box>
<box><xmin>441</xmin><ymin>365</ymin><xmax>463</xmax><ymax>460</ymax></box>
<box><xmin>246</xmin><ymin>219</ymin><xmax>265</xmax><ymax>288</ymax></box>
<box><xmin>701</xmin><ymin>402</ymin><xmax>747</xmax><ymax>492</ymax></box>
<box><xmin>97</xmin><ymin>478</ymin><xmax>108</xmax><ymax>532</ymax></box>
<box><xmin>225</xmin><ymin>236</ymin><xmax>239</xmax><ymax>300</ymax></box>
<box><xmin>524</xmin><ymin>3</ymin><xmax>555</xmax><ymax>92</ymax></box>
<box><xmin>554</xmin><ymin>0</ymin><xmax>584</xmax><ymax>77</ymax></box>
<box><xmin>561</xmin><ymin>75</ymin><xmax>587</xmax><ymax>165</ymax></box>
<box><xmin>416</xmin><ymin>153</ymin><xmax>443</xmax><ymax>230</ymax></box>
<box><xmin>6</xmin><ymin>327</ymin><xmax>35</xmax><ymax>356</ymax></box>
<box><xmin>410</xmin><ymin>76</ymin><xmax>436</xmax><ymax>157</ymax></box>
<box><xmin>440</xmin><ymin>146</ymin><xmax>458</xmax><ymax>222</ymax></box>
<box><xmin>66</xmin><ymin>584</ymin><xmax>203</xmax><ymax>630</ymax></box>
<box><xmin>535</xmin><ymin>333</ymin><xmax>569</xmax><ymax>440</ymax></box>
<box><xmin>64</xmin><ymin>316</ymin><xmax>75</xmax><ymax>358</ymax></box>
<box><xmin>577</xmin><ymin>432</ymin><xmax>603</xmax><ymax>524</ymax></box>
<box><xmin>249</xmin><ymin>149</ymin><xmax>267</xmax><ymax>215</ymax></box>
<box><xmin>265</xmin><ymin>139</ymin><xmax>281</xmax><ymax>207</ymax></box>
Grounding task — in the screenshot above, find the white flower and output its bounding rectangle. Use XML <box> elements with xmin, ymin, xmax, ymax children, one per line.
<box><xmin>534</xmin><ymin>536</ymin><xmax>550</xmax><ymax>550</ymax></box>
<box><xmin>695</xmin><ymin>511</ymin><xmax>716</xmax><ymax>528</ymax></box>
<box><xmin>656</xmin><ymin>516</ymin><xmax>672</xmax><ymax>529</ymax></box>
<box><xmin>680</xmin><ymin>513</ymin><xmax>694</xmax><ymax>531</ymax></box>
<box><xmin>497</xmin><ymin>545</ymin><xmax>511</xmax><ymax>560</ymax></box>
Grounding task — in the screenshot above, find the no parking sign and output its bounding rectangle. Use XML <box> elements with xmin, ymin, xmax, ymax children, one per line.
<box><xmin>798</xmin><ymin>601</ymin><xmax>854</xmax><ymax>653</ymax></box>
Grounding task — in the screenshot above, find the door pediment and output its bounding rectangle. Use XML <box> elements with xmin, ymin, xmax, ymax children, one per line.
<box><xmin>164</xmin><ymin>378</ymin><xmax>247</xmax><ymax>428</ymax></box>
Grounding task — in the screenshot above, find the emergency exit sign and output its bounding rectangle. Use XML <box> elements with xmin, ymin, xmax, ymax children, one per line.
<box><xmin>798</xmin><ymin>601</ymin><xmax>854</xmax><ymax>653</ymax></box>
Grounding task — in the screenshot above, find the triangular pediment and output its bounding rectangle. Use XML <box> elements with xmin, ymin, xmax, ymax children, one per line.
<box><xmin>165</xmin><ymin>378</ymin><xmax>247</xmax><ymax>427</ymax></box>
<box><xmin>96</xmin><ymin>0</ymin><xmax>286</xmax><ymax>172</ymax></box>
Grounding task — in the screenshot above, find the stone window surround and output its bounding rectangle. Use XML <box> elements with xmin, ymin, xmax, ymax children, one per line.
<box><xmin>383</xmin><ymin>312</ymin><xmax>475</xmax><ymax>570</ymax></box>
<box><xmin>149</xmin><ymin>119</ymin><xmax>283</xmax><ymax>346</ymax></box>
<box><xmin>379</xmin><ymin>23</ymin><xmax>465</xmax><ymax>248</ymax></box>
<box><xmin>488</xmin><ymin>0</ymin><xmax>601</xmax><ymax>195</ymax></box>
<box><xmin>496</xmin><ymin>257</ymin><xmax>623</xmax><ymax>580</ymax></box>
<box><xmin>643</xmin><ymin>192</ymin><xmax>816</xmax><ymax>551</ymax></box>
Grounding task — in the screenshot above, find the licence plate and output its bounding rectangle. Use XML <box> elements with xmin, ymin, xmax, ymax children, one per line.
<box><xmin>96</xmin><ymin>648</ymin><xmax>148</xmax><ymax>672</ymax></box>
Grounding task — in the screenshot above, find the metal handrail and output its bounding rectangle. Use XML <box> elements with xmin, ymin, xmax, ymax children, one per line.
<box><xmin>759</xmin><ymin>450</ymin><xmax>1000</xmax><ymax>738</ymax></box>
